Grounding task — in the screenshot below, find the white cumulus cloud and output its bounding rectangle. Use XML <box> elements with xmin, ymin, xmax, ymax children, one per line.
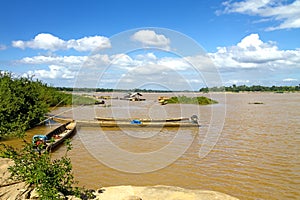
<box><xmin>209</xmin><ymin>33</ymin><xmax>300</xmax><ymax>70</ymax></box>
<box><xmin>131</xmin><ymin>30</ymin><xmax>170</xmax><ymax>49</ymax></box>
<box><xmin>66</xmin><ymin>36</ymin><xmax>111</xmax><ymax>51</ymax></box>
<box><xmin>110</xmin><ymin>54</ymin><xmax>135</xmax><ymax>66</ymax></box>
<box><xmin>26</xmin><ymin>65</ymin><xmax>75</xmax><ymax>79</ymax></box>
<box><xmin>19</xmin><ymin>55</ymin><xmax>87</xmax><ymax>66</ymax></box>
<box><xmin>12</xmin><ymin>33</ymin><xmax>111</xmax><ymax>51</ymax></box>
<box><xmin>283</xmin><ymin>78</ymin><xmax>298</xmax><ymax>82</ymax></box>
<box><xmin>19</xmin><ymin>54</ymin><xmax>111</xmax><ymax>68</ymax></box>
<box><xmin>220</xmin><ymin>0</ymin><xmax>300</xmax><ymax>31</ymax></box>
<box><xmin>157</xmin><ymin>57</ymin><xmax>191</xmax><ymax>70</ymax></box>
<box><xmin>110</xmin><ymin>52</ymin><xmax>196</xmax><ymax>73</ymax></box>
<box><xmin>12</xmin><ymin>33</ymin><xmax>65</xmax><ymax>51</ymax></box>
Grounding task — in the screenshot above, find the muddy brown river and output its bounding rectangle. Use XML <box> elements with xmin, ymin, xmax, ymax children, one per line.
<box><xmin>2</xmin><ymin>92</ymin><xmax>299</xmax><ymax>200</ymax></box>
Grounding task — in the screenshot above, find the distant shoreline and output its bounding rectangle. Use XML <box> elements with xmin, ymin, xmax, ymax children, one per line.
<box><xmin>56</xmin><ymin>84</ymin><xmax>300</xmax><ymax>94</ymax></box>
<box><xmin>70</xmin><ymin>91</ymin><xmax>300</xmax><ymax>94</ymax></box>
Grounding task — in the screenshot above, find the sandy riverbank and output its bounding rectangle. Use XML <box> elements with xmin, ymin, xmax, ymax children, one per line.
<box><xmin>0</xmin><ymin>158</ymin><xmax>238</xmax><ymax>200</ymax></box>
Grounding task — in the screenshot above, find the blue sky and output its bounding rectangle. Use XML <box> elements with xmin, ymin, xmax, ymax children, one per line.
<box><xmin>0</xmin><ymin>0</ymin><xmax>299</xmax><ymax>90</ymax></box>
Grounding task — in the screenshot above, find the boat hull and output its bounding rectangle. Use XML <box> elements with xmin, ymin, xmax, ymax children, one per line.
<box><xmin>94</xmin><ymin>117</ymin><xmax>190</xmax><ymax>122</ymax></box>
<box><xmin>45</xmin><ymin>121</ymin><xmax>76</xmax><ymax>151</ymax></box>
<box><xmin>77</xmin><ymin>120</ymin><xmax>199</xmax><ymax>128</ymax></box>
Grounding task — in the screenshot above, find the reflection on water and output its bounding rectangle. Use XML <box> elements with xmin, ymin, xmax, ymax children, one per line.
<box><xmin>77</xmin><ymin>127</ymin><xmax>197</xmax><ymax>173</ymax></box>
<box><xmin>2</xmin><ymin>93</ymin><xmax>300</xmax><ymax>200</ymax></box>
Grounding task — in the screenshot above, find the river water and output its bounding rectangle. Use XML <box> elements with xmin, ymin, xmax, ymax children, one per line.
<box><xmin>2</xmin><ymin>93</ymin><xmax>299</xmax><ymax>200</ymax></box>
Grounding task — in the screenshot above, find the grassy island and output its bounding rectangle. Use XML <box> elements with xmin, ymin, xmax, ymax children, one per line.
<box><xmin>166</xmin><ymin>95</ymin><xmax>218</xmax><ymax>105</ymax></box>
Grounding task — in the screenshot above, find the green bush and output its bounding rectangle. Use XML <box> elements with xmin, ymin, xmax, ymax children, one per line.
<box><xmin>72</xmin><ymin>95</ymin><xmax>98</xmax><ymax>105</ymax></box>
<box><xmin>0</xmin><ymin>72</ymin><xmax>48</xmax><ymax>138</ymax></box>
<box><xmin>166</xmin><ymin>95</ymin><xmax>218</xmax><ymax>105</ymax></box>
<box><xmin>0</xmin><ymin>140</ymin><xmax>95</xmax><ymax>200</ymax></box>
<box><xmin>0</xmin><ymin>71</ymin><xmax>98</xmax><ymax>138</ymax></box>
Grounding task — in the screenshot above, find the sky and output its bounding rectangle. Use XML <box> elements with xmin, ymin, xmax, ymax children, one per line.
<box><xmin>0</xmin><ymin>0</ymin><xmax>299</xmax><ymax>90</ymax></box>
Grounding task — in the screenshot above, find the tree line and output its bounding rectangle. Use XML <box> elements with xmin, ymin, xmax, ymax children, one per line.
<box><xmin>199</xmin><ymin>84</ymin><xmax>300</xmax><ymax>93</ymax></box>
<box><xmin>56</xmin><ymin>87</ymin><xmax>174</xmax><ymax>93</ymax></box>
<box><xmin>57</xmin><ymin>85</ymin><xmax>300</xmax><ymax>93</ymax></box>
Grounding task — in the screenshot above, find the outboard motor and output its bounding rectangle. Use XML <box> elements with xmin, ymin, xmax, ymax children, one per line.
<box><xmin>190</xmin><ymin>115</ymin><xmax>199</xmax><ymax>124</ymax></box>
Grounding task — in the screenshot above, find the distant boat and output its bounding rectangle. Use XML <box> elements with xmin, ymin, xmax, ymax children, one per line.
<box><xmin>32</xmin><ymin>121</ymin><xmax>76</xmax><ymax>152</ymax></box>
<box><xmin>158</xmin><ymin>96</ymin><xmax>170</xmax><ymax>105</ymax></box>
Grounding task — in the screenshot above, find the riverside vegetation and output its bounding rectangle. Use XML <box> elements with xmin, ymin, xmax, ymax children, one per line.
<box><xmin>0</xmin><ymin>140</ymin><xmax>95</xmax><ymax>200</ymax></box>
<box><xmin>0</xmin><ymin>71</ymin><xmax>98</xmax><ymax>139</ymax></box>
<box><xmin>0</xmin><ymin>71</ymin><xmax>98</xmax><ymax>199</ymax></box>
<box><xmin>199</xmin><ymin>84</ymin><xmax>300</xmax><ymax>93</ymax></box>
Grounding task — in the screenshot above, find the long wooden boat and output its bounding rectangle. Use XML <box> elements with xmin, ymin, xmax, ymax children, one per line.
<box><xmin>94</xmin><ymin>116</ymin><xmax>190</xmax><ymax>122</ymax></box>
<box><xmin>32</xmin><ymin>121</ymin><xmax>76</xmax><ymax>152</ymax></box>
<box><xmin>50</xmin><ymin>115</ymin><xmax>199</xmax><ymax>128</ymax></box>
<box><xmin>77</xmin><ymin>119</ymin><xmax>199</xmax><ymax>128</ymax></box>
<box><xmin>48</xmin><ymin>116</ymin><xmax>74</xmax><ymax>124</ymax></box>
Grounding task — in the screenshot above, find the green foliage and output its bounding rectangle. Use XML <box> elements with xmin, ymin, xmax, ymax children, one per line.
<box><xmin>0</xmin><ymin>140</ymin><xmax>95</xmax><ymax>200</ymax></box>
<box><xmin>72</xmin><ymin>95</ymin><xmax>98</xmax><ymax>105</ymax></box>
<box><xmin>166</xmin><ymin>95</ymin><xmax>218</xmax><ymax>105</ymax></box>
<box><xmin>0</xmin><ymin>71</ymin><xmax>98</xmax><ymax>138</ymax></box>
<box><xmin>0</xmin><ymin>72</ymin><xmax>48</xmax><ymax>138</ymax></box>
<box><xmin>44</xmin><ymin>90</ymin><xmax>99</xmax><ymax>106</ymax></box>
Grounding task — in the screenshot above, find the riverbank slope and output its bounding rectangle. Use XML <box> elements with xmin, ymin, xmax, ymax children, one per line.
<box><xmin>0</xmin><ymin>158</ymin><xmax>238</xmax><ymax>200</ymax></box>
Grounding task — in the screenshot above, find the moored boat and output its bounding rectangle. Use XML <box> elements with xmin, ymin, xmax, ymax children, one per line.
<box><xmin>77</xmin><ymin>120</ymin><xmax>199</xmax><ymax>127</ymax></box>
<box><xmin>94</xmin><ymin>116</ymin><xmax>190</xmax><ymax>122</ymax></box>
<box><xmin>50</xmin><ymin>115</ymin><xmax>199</xmax><ymax>128</ymax></box>
<box><xmin>81</xmin><ymin>115</ymin><xmax>199</xmax><ymax>127</ymax></box>
<box><xmin>32</xmin><ymin>121</ymin><xmax>76</xmax><ymax>152</ymax></box>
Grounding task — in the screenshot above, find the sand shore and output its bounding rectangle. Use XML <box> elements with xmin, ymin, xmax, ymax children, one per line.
<box><xmin>0</xmin><ymin>158</ymin><xmax>238</xmax><ymax>200</ymax></box>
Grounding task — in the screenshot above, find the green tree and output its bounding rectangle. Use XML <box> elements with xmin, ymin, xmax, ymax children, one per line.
<box><xmin>0</xmin><ymin>72</ymin><xmax>48</xmax><ymax>138</ymax></box>
<box><xmin>0</xmin><ymin>71</ymin><xmax>99</xmax><ymax>138</ymax></box>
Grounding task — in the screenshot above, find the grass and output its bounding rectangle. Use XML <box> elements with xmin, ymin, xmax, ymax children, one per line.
<box><xmin>72</xmin><ymin>95</ymin><xmax>99</xmax><ymax>105</ymax></box>
<box><xmin>166</xmin><ymin>95</ymin><xmax>218</xmax><ymax>105</ymax></box>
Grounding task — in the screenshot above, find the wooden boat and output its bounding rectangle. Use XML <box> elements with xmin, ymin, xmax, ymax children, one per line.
<box><xmin>94</xmin><ymin>116</ymin><xmax>190</xmax><ymax>122</ymax></box>
<box><xmin>79</xmin><ymin>115</ymin><xmax>199</xmax><ymax>127</ymax></box>
<box><xmin>158</xmin><ymin>96</ymin><xmax>170</xmax><ymax>105</ymax></box>
<box><xmin>50</xmin><ymin>115</ymin><xmax>199</xmax><ymax>128</ymax></box>
<box><xmin>77</xmin><ymin>120</ymin><xmax>199</xmax><ymax>127</ymax></box>
<box><xmin>32</xmin><ymin>121</ymin><xmax>76</xmax><ymax>152</ymax></box>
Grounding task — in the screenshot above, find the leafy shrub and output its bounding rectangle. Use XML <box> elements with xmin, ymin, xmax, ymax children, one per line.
<box><xmin>0</xmin><ymin>72</ymin><xmax>48</xmax><ymax>138</ymax></box>
<box><xmin>0</xmin><ymin>71</ymin><xmax>98</xmax><ymax>138</ymax></box>
<box><xmin>0</xmin><ymin>140</ymin><xmax>95</xmax><ymax>200</ymax></box>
